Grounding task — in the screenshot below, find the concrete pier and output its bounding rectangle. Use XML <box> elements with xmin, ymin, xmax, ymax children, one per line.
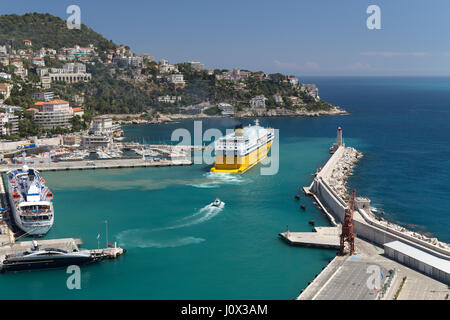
<box><xmin>279</xmin><ymin>227</ymin><xmax>340</xmax><ymax>249</ymax></box>
<box><xmin>297</xmin><ymin>238</ymin><xmax>450</xmax><ymax>300</ymax></box>
<box><xmin>305</xmin><ymin>145</ymin><xmax>450</xmax><ymax>260</ymax></box>
<box><xmin>0</xmin><ymin>158</ymin><xmax>192</xmax><ymax>173</ymax></box>
<box><xmin>291</xmin><ymin>139</ymin><xmax>450</xmax><ymax>299</ymax></box>
<box><xmin>0</xmin><ymin>172</ymin><xmax>15</xmax><ymax>247</ymax></box>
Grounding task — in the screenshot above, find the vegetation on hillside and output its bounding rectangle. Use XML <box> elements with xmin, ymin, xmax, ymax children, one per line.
<box><xmin>0</xmin><ymin>12</ymin><xmax>333</xmax><ymax>135</ymax></box>
<box><xmin>0</xmin><ymin>13</ymin><xmax>116</xmax><ymax>51</ymax></box>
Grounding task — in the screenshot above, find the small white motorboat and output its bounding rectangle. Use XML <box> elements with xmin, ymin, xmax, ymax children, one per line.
<box><xmin>211</xmin><ymin>198</ymin><xmax>223</xmax><ymax>208</ymax></box>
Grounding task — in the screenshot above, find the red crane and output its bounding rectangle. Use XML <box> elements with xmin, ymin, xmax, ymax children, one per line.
<box><xmin>340</xmin><ymin>189</ymin><xmax>356</xmax><ymax>255</ymax></box>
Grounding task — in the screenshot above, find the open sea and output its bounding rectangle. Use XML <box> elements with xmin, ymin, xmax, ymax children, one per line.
<box><xmin>1</xmin><ymin>76</ymin><xmax>449</xmax><ymax>299</ymax></box>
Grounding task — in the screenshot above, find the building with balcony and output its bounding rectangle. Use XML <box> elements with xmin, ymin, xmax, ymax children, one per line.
<box><xmin>38</xmin><ymin>63</ymin><xmax>92</xmax><ymax>85</ymax></box>
<box><xmin>187</xmin><ymin>61</ymin><xmax>205</xmax><ymax>71</ymax></box>
<box><xmin>0</xmin><ymin>83</ymin><xmax>12</xmax><ymax>101</ymax></box>
<box><xmin>288</xmin><ymin>76</ymin><xmax>299</xmax><ymax>86</ymax></box>
<box><xmin>0</xmin><ymin>72</ymin><xmax>11</xmax><ymax>81</ymax></box>
<box><xmin>82</xmin><ymin>115</ymin><xmax>114</xmax><ymax>150</ymax></box>
<box><xmin>27</xmin><ymin>100</ymin><xmax>74</xmax><ymax>129</ymax></box>
<box><xmin>249</xmin><ymin>95</ymin><xmax>266</xmax><ymax>109</ymax></box>
<box><xmin>113</xmin><ymin>55</ymin><xmax>143</xmax><ymax>68</ymax></box>
<box><xmin>81</xmin><ymin>134</ymin><xmax>112</xmax><ymax>149</ymax></box>
<box><xmin>158</xmin><ymin>95</ymin><xmax>181</xmax><ymax>104</ymax></box>
<box><xmin>32</xmin><ymin>56</ymin><xmax>45</xmax><ymax>67</ymax></box>
<box><xmin>218</xmin><ymin>103</ymin><xmax>234</xmax><ymax>116</ymax></box>
<box><xmin>89</xmin><ymin>115</ymin><xmax>113</xmax><ymax>135</ymax></box>
<box><xmin>72</xmin><ymin>106</ymin><xmax>84</xmax><ymax>117</ymax></box>
<box><xmin>168</xmin><ymin>73</ymin><xmax>185</xmax><ymax>89</ymax></box>
<box><xmin>31</xmin><ymin>91</ymin><xmax>54</xmax><ymax>102</ymax></box>
<box><xmin>0</xmin><ymin>112</ymin><xmax>19</xmax><ymax>136</ymax></box>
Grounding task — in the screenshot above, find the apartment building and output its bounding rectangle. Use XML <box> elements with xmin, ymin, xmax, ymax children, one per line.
<box><xmin>168</xmin><ymin>73</ymin><xmax>185</xmax><ymax>89</ymax></box>
<box><xmin>28</xmin><ymin>100</ymin><xmax>74</xmax><ymax>129</ymax></box>
<box><xmin>0</xmin><ymin>112</ymin><xmax>19</xmax><ymax>136</ymax></box>
<box><xmin>187</xmin><ymin>61</ymin><xmax>205</xmax><ymax>71</ymax></box>
<box><xmin>249</xmin><ymin>95</ymin><xmax>266</xmax><ymax>109</ymax></box>
<box><xmin>31</xmin><ymin>91</ymin><xmax>55</xmax><ymax>101</ymax></box>
<box><xmin>38</xmin><ymin>63</ymin><xmax>92</xmax><ymax>84</ymax></box>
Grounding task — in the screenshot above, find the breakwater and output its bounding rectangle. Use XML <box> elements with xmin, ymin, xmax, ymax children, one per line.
<box><xmin>305</xmin><ymin>145</ymin><xmax>450</xmax><ymax>259</ymax></box>
<box><xmin>297</xmin><ymin>142</ymin><xmax>450</xmax><ymax>299</ymax></box>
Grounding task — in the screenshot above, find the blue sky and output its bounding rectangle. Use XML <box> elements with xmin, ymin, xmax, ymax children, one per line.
<box><xmin>3</xmin><ymin>0</ymin><xmax>450</xmax><ymax>75</ymax></box>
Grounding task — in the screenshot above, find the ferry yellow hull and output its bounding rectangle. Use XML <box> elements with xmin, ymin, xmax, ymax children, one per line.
<box><xmin>210</xmin><ymin>141</ymin><xmax>273</xmax><ymax>173</ymax></box>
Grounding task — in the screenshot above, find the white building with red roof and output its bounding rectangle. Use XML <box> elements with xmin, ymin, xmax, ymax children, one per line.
<box><xmin>28</xmin><ymin>100</ymin><xmax>74</xmax><ymax>129</ymax></box>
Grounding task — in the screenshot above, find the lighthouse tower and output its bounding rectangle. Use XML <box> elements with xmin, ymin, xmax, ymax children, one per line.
<box><xmin>336</xmin><ymin>127</ymin><xmax>343</xmax><ymax>146</ymax></box>
<box><xmin>329</xmin><ymin>127</ymin><xmax>344</xmax><ymax>154</ymax></box>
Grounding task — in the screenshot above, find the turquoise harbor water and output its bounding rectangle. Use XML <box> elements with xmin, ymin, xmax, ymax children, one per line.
<box><xmin>1</xmin><ymin>77</ymin><xmax>449</xmax><ymax>299</ymax></box>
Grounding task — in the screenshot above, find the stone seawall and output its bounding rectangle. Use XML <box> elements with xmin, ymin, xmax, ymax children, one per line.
<box><xmin>305</xmin><ymin>145</ymin><xmax>450</xmax><ymax>260</ymax></box>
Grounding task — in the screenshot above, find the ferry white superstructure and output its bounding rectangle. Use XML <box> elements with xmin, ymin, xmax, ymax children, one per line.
<box><xmin>210</xmin><ymin>119</ymin><xmax>274</xmax><ymax>173</ymax></box>
<box><xmin>7</xmin><ymin>166</ymin><xmax>54</xmax><ymax>236</ymax></box>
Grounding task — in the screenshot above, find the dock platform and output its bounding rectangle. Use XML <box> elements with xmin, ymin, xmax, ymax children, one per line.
<box><xmin>279</xmin><ymin>226</ymin><xmax>341</xmax><ymax>249</ymax></box>
<box><xmin>0</xmin><ymin>158</ymin><xmax>192</xmax><ymax>173</ymax></box>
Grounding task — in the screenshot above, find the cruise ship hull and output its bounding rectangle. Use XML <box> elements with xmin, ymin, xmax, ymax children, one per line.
<box><xmin>210</xmin><ymin>140</ymin><xmax>273</xmax><ymax>173</ymax></box>
<box><xmin>7</xmin><ymin>167</ymin><xmax>54</xmax><ymax>236</ymax></box>
<box><xmin>10</xmin><ymin>206</ymin><xmax>53</xmax><ymax>236</ymax></box>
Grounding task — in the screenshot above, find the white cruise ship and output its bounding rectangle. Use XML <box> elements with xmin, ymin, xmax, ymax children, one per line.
<box><xmin>7</xmin><ymin>166</ymin><xmax>54</xmax><ymax>236</ymax></box>
<box><xmin>210</xmin><ymin>119</ymin><xmax>274</xmax><ymax>173</ymax></box>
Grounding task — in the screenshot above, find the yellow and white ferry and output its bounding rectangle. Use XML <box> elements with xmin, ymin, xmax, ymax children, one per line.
<box><xmin>210</xmin><ymin>120</ymin><xmax>274</xmax><ymax>173</ymax></box>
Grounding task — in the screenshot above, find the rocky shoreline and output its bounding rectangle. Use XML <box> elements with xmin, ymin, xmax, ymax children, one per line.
<box><xmin>235</xmin><ymin>105</ymin><xmax>347</xmax><ymax>118</ymax></box>
<box><xmin>326</xmin><ymin>146</ymin><xmax>362</xmax><ymax>202</ymax></box>
<box><xmin>115</xmin><ymin>106</ymin><xmax>348</xmax><ymax>125</ymax></box>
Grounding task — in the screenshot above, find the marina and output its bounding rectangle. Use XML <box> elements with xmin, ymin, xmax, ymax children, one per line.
<box><xmin>0</xmin><ymin>170</ymin><xmax>126</xmax><ymax>273</ymax></box>
<box><xmin>0</xmin><ymin>114</ymin><xmax>210</xmax><ymax>174</ymax></box>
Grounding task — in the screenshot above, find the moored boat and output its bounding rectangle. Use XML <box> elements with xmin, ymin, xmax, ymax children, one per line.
<box><xmin>0</xmin><ymin>241</ymin><xmax>101</xmax><ymax>272</ymax></box>
<box><xmin>7</xmin><ymin>165</ymin><xmax>54</xmax><ymax>236</ymax></box>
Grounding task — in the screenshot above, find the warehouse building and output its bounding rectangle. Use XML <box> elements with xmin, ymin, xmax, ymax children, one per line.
<box><xmin>384</xmin><ymin>241</ymin><xmax>450</xmax><ymax>285</ymax></box>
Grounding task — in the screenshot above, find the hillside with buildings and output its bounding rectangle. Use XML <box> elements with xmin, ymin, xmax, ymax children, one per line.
<box><xmin>0</xmin><ymin>13</ymin><xmax>344</xmax><ymax>140</ymax></box>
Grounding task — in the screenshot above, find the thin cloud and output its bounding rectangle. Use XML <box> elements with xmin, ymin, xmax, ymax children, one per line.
<box><xmin>335</xmin><ymin>62</ymin><xmax>372</xmax><ymax>71</ymax></box>
<box><xmin>347</xmin><ymin>62</ymin><xmax>372</xmax><ymax>70</ymax></box>
<box><xmin>274</xmin><ymin>60</ymin><xmax>320</xmax><ymax>70</ymax></box>
<box><xmin>360</xmin><ymin>51</ymin><xmax>430</xmax><ymax>57</ymax></box>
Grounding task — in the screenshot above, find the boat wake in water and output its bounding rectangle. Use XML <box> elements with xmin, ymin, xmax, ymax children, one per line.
<box><xmin>158</xmin><ymin>202</ymin><xmax>225</xmax><ymax>231</ymax></box>
<box><xmin>116</xmin><ymin>202</ymin><xmax>225</xmax><ymax>248</ymax></box>
<box><xmin>189</xmin><ymin>172</ymin><xmax>248</xmax><ymax>188</ymax></box>
<box><xmin>116</xmin><ymin>230</ymin><xmax>205</xmax><ymax>248</ymax></box>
